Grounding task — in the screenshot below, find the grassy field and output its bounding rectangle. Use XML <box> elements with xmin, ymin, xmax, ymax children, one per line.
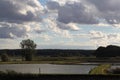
<box><xmin>0</xmin><ymin>56</ymin><xmax>88</xmax><ymax>64</ymax></box>
<box><xmin>0</xmin><ymin>56</ymin><xmax>120</xmax><ymax>64</ymax></box>
<box><xmin>0</xmin><ymin>61</ymin><xmax>83</xmax><ymax>65</ymax></box>
<box><xmin>89</xmin><ymin>64</ymin><xmax>111</xmax><ymax>75</ymax></box>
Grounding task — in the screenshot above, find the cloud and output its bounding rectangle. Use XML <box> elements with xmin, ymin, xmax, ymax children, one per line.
<box><xmin>0</xmin><ymin>21</ymin><xmax>48</xmax><ymax>39</ymax></box>
<box><xmin>89</xmin><ymin>31</ymin><xmax>108</xmax><ymax>47</ymax></box>
<box><xmin>37</xmin><ymin>44</ymin><xmax>96</xmax><ymax>49</ymax></box>
<box><xmin>88</xmin><ymin>0</ymin><xmax>120</xmax><ymax>24</ymax></box>
<box><xmin>0</xmin><ymin>0</ymin><xmax>45</xmax><ymax>39</ymax></box>
<box><xmin>107</xmin><ymin>33</ymin><xmax>120</xmax><ymax>42</ymax></box>
<box><xmin>46</xmin><ymin>0</ymin><xmax>99</xmax><ymax>24</ymax></box>
<box><xmin>95</xmin><ymin>23</ymin><xmax>110</xmax><ymax>27</ymax></box>
<box><xmin>57</xmin><ymin>21</ymin><xmax>80</xmax><ymax>31</ymax></box>
<box><xmin>28</xmin><ymin>22</ymin><xmax>46</xmax><ymax>33</ymax></box>
<box><xmin>66</xmin><ymin>23</ymin><xmax>80</xmax><ymax>31</ymax></box>
<box><xmin>39</xmin><ymin>34</ymin><xmax>52</xmax><ymax>41</ymax></box>
<box><xmin>89</xmin><ymin>31</ymin><xmax>120</xmax><ymax>41</ymax></box>
<box><xmin>48</xmin><ymin>0</ymin><xmax>80</xmax><ymax>5</ymax></box>
<box><xmin>89</xmin><ymin>30</ymin><xmax>106</xmax><ymax>39</ymax></box>
<box><xmin>0</xmin><ymin>39</ymin><xmax>19</xmax><ymax>49</ymax></box>
<box><xmin>43</xmin><ymin>18</ymin><xmax>76</xmax><ymax>38</ymax></box>
<box><xmin>46</xmin><ymin>1</ymin><xmax>60</xmax><ymax>10</ymax></box>
<box><xmin>46</xmin><ymin>0</ymin><xmax>120</xmax><ymax>26</ymax></box>
<box><xmin>88</xmin><ymin>0</ymin><xmax>120</xmax><ymax>12</ymax></box>
<box><xmin>0</xmin><ymin>22</ymin><xmax>29</xmax><ymax>39</ymax></box>
<box><xmin>57</xmin><ymin>1</ymin><xmax>98</xmax><ymax>24</ymax></box>
<box><xmin>1</xmin><ymin>0</ymin><xmax>120</xmax><ymax>41</ymax></box>
<box><xmin>0</xmin><ymin>0</ymin><xmax>43</xmax><ymax>23</ymax></box>
<box><xmin>89</xmin><ymin>30</ymin><xmax>120</xmax><ymax>46</ymax></box>
<box><xmin>88</xmin><ymin>0</ymin><xmax>120</xmax><ymax>25</ymax></box>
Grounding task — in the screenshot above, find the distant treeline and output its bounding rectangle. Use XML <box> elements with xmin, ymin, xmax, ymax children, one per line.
<box><xmin>94</xmin><ymin>45</ymin><xmax>120</xmax><ymax>57</ymax></box>
<box><xmin>1</xmin><ymin>45</ymin><xmax>120</xmax><ymax>57</ymax></box>
<box><xmin>0</xmin><ymin>49</ymin><xmax>94</xmax><ymax>57</ymax></box>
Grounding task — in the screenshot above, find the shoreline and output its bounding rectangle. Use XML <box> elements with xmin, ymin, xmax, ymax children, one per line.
<box><xmin>0</xmin><ymin>61</ymin><xmax>120</xmax><ymax>65</ymax></box>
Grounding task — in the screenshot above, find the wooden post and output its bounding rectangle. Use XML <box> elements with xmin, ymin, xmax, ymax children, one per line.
<box><xmin>39</xmin><ymin>68</ymin><xmax>41</xmax><ymax>74</ymax></box>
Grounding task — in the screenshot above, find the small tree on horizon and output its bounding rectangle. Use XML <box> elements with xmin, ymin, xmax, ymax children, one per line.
<box><xmin>20</xmin><ymin>39</ymin><xmax>37</xmax><ymax>61</ymax></box>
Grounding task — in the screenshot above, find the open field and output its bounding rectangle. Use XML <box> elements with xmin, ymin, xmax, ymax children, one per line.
<box><xmin>0</xmin><ymin>61</ymin><xmax>83</xmax><ymax>65</ymax></box>
<box><xmin>0</xmin><ymin>56</ymin><xmax>83</xmax><ymax>64</ymax></box>
<box><xmin>1</xmin><ymin>56</ymin><xmax>120</xmax><ymax>64</ymax></box>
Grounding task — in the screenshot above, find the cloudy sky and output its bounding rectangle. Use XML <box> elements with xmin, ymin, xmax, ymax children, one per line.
<box><xmin>0</xmin><ymin>0</ymin><xmax>120</xmax><ymax>49</ymax></box>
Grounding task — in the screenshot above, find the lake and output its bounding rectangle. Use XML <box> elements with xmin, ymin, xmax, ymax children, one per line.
<box><xmin>0</xmin><ymin>64</ymin><xmax>119</xmax><ymax>74</ymax></box>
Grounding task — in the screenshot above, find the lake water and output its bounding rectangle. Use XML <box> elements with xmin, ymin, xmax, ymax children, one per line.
<box><xmin>0</xmin><ymin>64</ymin><xmax>97</xmax><ymax>74</ymax></box>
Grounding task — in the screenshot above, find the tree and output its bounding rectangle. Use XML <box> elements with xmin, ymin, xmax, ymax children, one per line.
<box><xmin>94</xmin><ymin>45</ymin><xmax>120</xmax><ymax>57</ymax></box>
<box><xmin>20</xmin><ymin>39</ymin><xmax>37</xmax><ymax>61</ymax></box>
<box><xmin>1</xmin><ymin>53</ymin><xmax>9</xmax><ymax>62</ymax></box>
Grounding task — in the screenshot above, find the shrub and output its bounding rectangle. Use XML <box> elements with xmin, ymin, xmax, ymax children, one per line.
<box><xmin>1</xmin><ymin>53</ymin><xmax>9</xmax><ymax>62</ymax></box>
<box><xmin>107</xmin><ymin>67</ymin><xmax>120</xmax><ymax>74</ymax></box>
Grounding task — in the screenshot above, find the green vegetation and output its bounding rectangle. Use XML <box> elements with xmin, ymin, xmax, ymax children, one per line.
<box><xmin>107</xmin><ymin>67</ymin><xmax>120</xmax><ymax>74</ymax></box>
<box><xmin>0</xmin><ymin>56</ymin><xmax>120</xmax><ymax>64</ymax></box>
<box><xmin>1</xmin><ymin>53</ymin><xmax>9</xmax><ymax>62</ymax></box>
<box><xmin>0</xmin><ymin>56</ymin><xmax>85</xmax><ymax>64</ymax></box>
<box><xmin>20</xmin><ymin>39</ymin><xmax>37</xmax><ymax>61</ymax></box>
<box><xmin>89</xmin><ymin>64</ymin><xmax>111</xmax><ymax>75</ymax></box>
<box><xmin>0</xmin><ymin>40</ymin><xmax>120</xmax><ymax>65</ymax></box>
<box><xmin>94</xmin><ymin>45</ymin><xmax>120</xmax><ymax>57</ymax></box>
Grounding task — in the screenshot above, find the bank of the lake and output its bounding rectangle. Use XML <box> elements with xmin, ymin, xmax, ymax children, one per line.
<box><xmin>89</xmin><ymin>64</ymin><xmax>111</xmax><ymax>75</ymax></box>
<box><xmin>0</xmin><ymin>61</ymin><xmax>120</xmax><ymax>65</ymax></box>
<box><xmin>0</xmin><ymin>61</ymin><xmax>85</xmax><ymax>65</ymax></box>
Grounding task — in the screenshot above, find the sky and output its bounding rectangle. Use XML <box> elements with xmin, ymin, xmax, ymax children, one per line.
<box><xmin>0</xmin><ymin>0</ymin><xmax>120</xmax><ymax>49</ymax></box>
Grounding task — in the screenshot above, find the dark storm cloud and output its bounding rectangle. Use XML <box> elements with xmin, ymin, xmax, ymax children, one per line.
<box><xmin>57</xmin><ymin>2</ymin><xmax>98</xmax><ymax>24</ymax></box>
<box><xmin>0</xmin><ymin>26</ymin><xmax>27</xmax><ymax>39</ymax></box>
<box><xmin>46</xmin><ymin>1</ymin><xmax>99</xmax><ymax>24</ymax></box>
<box><xmin>47</xmin><ymin>0</ymin><xmax>120</xmax><ymax>25</ymax></box>
<box><xmin>88</xmin><ymin>0</ymin><xmax>120</xmax><ymax>12</ymax></box>
<box><xmin>47</xmin><ymin>1</ymin><xmax>60</xmax><ymax>10</ymax></box>
<box><xmin>0</xmin><ymin>0</ymin><xmax>43</xmax><ymax>39</ymax></box>
<box><xmin>88</xmin><ymin>0</ymin><xmax>120</xmax><ymax>24</ymax></box>
<box><xmin>35</xmin><ymin>30</ymin><xmax>46</xmax><ymax>33</ymax></box>
<box><xmin>0</xmin><ymin>0</ymin><xmax>43</xmax><ymax>23</ymax></box>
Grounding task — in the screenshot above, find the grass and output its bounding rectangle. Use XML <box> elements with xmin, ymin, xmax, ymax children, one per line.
<box><xmin>0</xmin><ymin>70</ymin><xmax>120</xmax><ymax>80</ymax></box>
<box><xmin>89</xmin><ymin>64</ymin><xmax>111</xmax><ymax>75</ymax></box>
<box><xmin>0</xmin><ymin>73</ymin><xmax>119</xmax><ymax>80</ymax></box>
<box><xmin>0</xmin><ymin>56</ymin><xmax>120</xmax><ymax>65</ymax></box>
<box><xmin>0</xmin><ymin>56</ymin><xmax>87</xmax><ymax>65</ymax></box>
<box><xmin>0</xmin><ymin>60</ymin><xmax>83</xmax><ymax>65</ymax></box>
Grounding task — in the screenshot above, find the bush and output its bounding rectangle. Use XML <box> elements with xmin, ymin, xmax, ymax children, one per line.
<box><xmin>1</xmin><ymin>53</ymin><xmax>9</xmax><ymax>62</ymax></box>
<box><xmin>107</xmin><ymin>67</ymin><xmax>120</xmax><ymax>74</ymax></box>
<box><xmin>89</xmin><ymin>64</ymin><xmax>111</xmax><ymax>74</ymax></box>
